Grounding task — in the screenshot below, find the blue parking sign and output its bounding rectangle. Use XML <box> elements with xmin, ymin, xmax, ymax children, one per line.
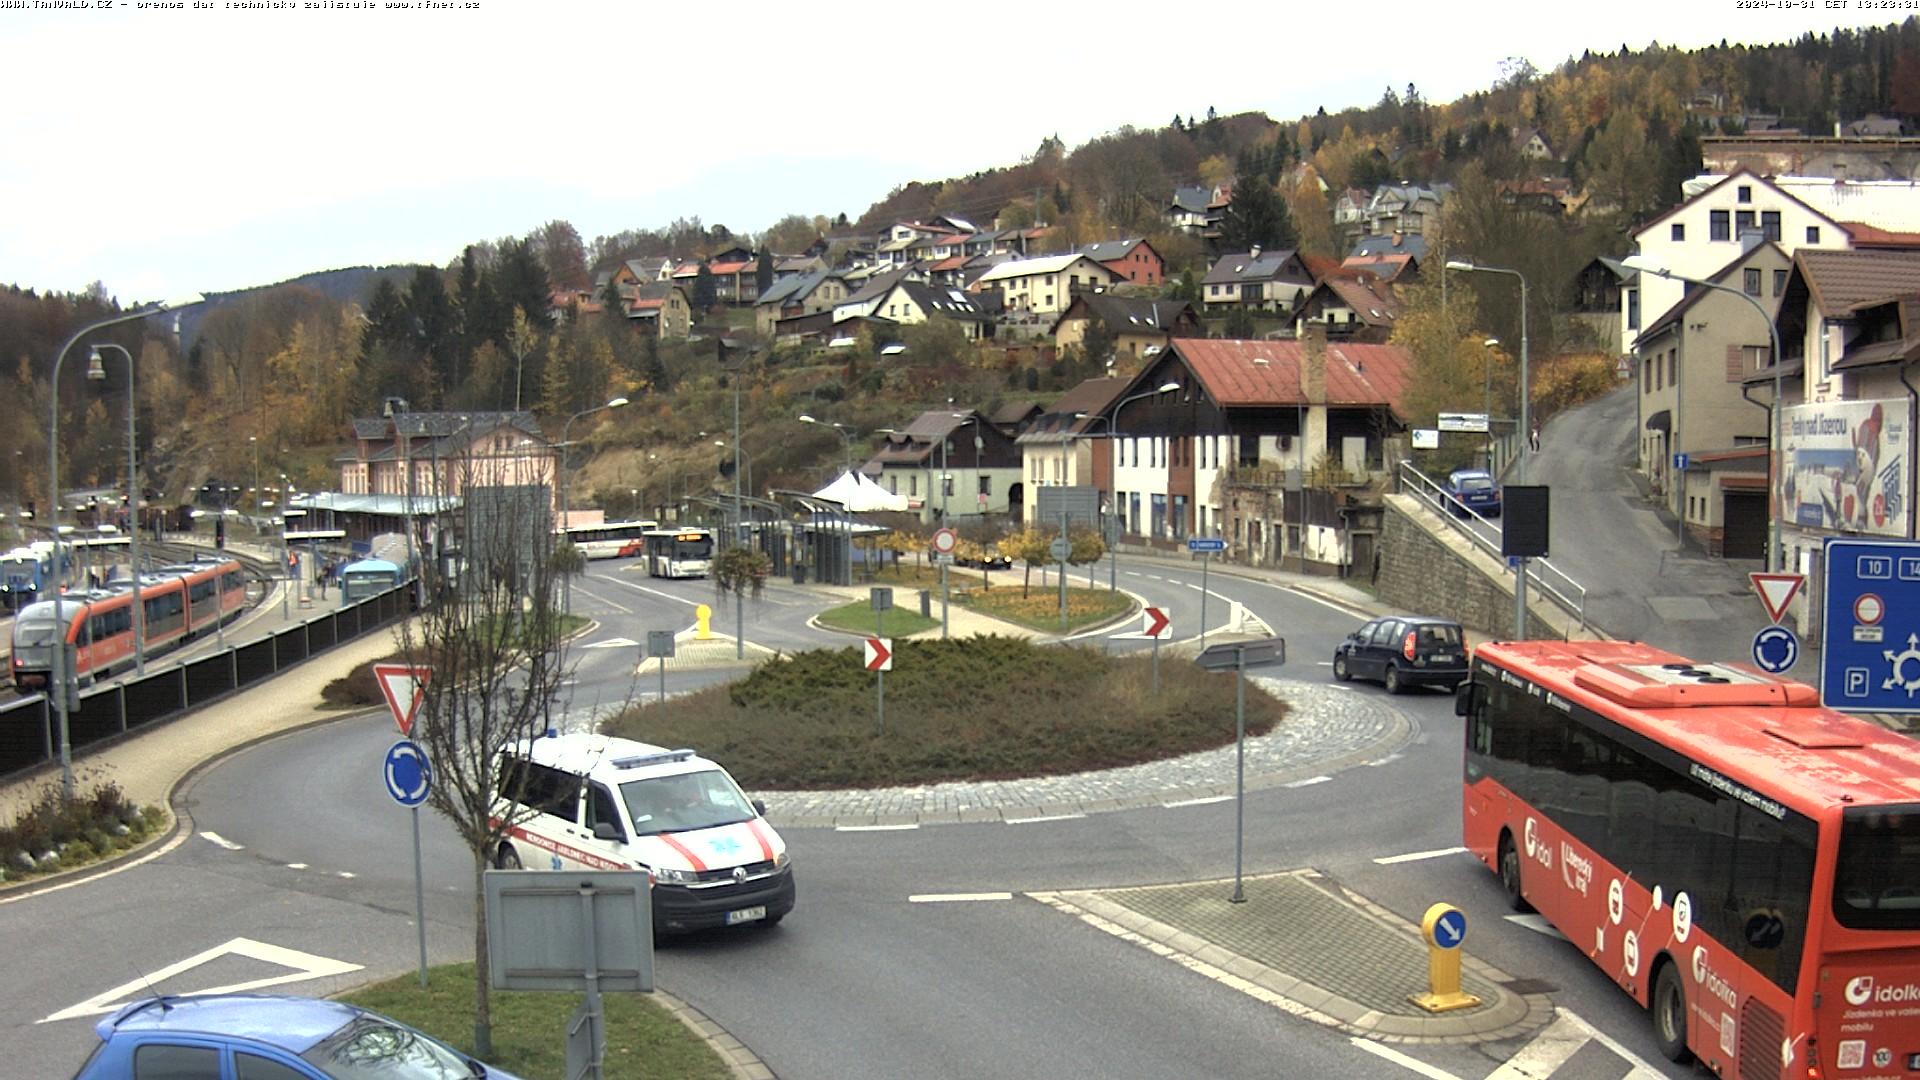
<box><xmin>1820</xmin><ymin>537</ymin><xmax>1920</xmax><ymax>713</ymax></box>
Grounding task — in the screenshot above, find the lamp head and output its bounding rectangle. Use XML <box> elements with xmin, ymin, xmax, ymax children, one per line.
<box><xmin>607</xmin><ymin>397</ymin><xmax>630</xmax><ymax>409</ymax></box>
<box><xmin>1444</xmin><ymin>259</ymin><xmax>1475</xmax><ymax>272</ymax></box>
<box><xmin>1157</xmin><ymin>381</ymin><xmax>1181</xmax><ymax>393</ymax></box>
<box><xmin>86</xmin><ymin>347</ymin><xmax>106</xmax><ymax>381</ymax></box>
<box><xmin>799</xmin><ymin>414</ymin><xmax>819</xmax><ymax>425</ymax></box>
<box><xmin>1483</xmin><ymin>337</ymin><xmax>1500</xmax><ymax>347</ymax></box>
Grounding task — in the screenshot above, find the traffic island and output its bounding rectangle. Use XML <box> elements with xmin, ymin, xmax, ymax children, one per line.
<box><xmin>1032</xmin><ymin>868</ymin><xmax>1551</xmax><ymax>1044</ymax></box>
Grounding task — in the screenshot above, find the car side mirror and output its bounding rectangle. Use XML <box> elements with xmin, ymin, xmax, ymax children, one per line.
<box><xmin>752</xmin><ymin>799</ymin><xmax>768</xmax><ymax>816</ymax></box>
<box><xmin>592</xmin><ymin>822</ymin><xmax>623</xmax><ymax>842</ymax></box>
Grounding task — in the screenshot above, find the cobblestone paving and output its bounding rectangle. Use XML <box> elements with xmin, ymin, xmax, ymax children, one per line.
<box><xmin>1096</xmin><ymin>871</ymin><xmax>1504</xmax><ymax>1017</ymax></box>
<box><xmin>758</xmin><ymin>679</ymin><xmax>1413</xmax><ymax>827</ymax></box>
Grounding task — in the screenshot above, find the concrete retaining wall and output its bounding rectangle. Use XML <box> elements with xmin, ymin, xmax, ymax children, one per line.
<box><xmin>1376</xmin><ymin>494</ymin><xmax>1563</xmax><ymax>641</ymax></box>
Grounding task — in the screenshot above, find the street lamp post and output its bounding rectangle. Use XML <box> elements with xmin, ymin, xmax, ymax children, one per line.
<box><xmin>1104</xmin><ymin>382</ymin><xmax>1182</xmax><ymax>593</ymax></box>
<box><xmin>799</xmin><ymin>414</ymin><xmax>856</xmax><ymax>472</ymax></box>
<box><xmin>249</xmin><ymin>436</ymin><xmax>260</xmax><ymax>509</ymax></box>
<box><xmin>86</xmin><ymin>344</ymin><xmax>145</xmax><ymax>675</ymax></box>
<box><xmin>1480</xmin><ymin>337</ymin><xmax>1500</xmax><ymax>470</ymax></box>
<box><xmin>1446</xmin><ymin>260</ymin><xmax>1531</xmax><ymax>638</ymax></box>
<box><xmin>559</xmin><ymin>397</ymin><xmax>631</xmax><ymax>614</ymax></box>
<box><xmin>47</xmin><ymin>294</ymin><xmax>200</xmax><ymax>801</ymax></box>
<box><xmin>1617</xmin><ymin>255</ymin><xmax>1788</xmax><ymax>573</ymax></box>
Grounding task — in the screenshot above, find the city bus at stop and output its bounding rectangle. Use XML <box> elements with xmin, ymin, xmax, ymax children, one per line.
<box><xmin>1455</xmin><ymin>639</ymin><xmax>1920</xmax><ymax>1078</ymax></box>
<box><xmin>640</xmin><ymin>528</ymin><xmax>714</xmax><ymax>579</ymax></box>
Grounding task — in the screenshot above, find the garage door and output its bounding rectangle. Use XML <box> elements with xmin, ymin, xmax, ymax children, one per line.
<box><xmin>1722</xmin><ymin>489</ymin><xmax>1767</xmax><ymax>560</ymax></box>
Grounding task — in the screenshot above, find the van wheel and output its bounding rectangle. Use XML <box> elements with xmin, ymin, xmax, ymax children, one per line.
<box><xmin>1651</xmin><ymin>961</ymin><xmax>1692</xmax><ymax>1063</ymax></box>
<box><xmin>1498</xmin><ymin>833</ymin><xmax>1530</xmax><ymax>912</ymax></box>
<box><xmin>1333</xmin><ymin>655</ymin><xmax>1351</xmax><ymax>681</ymax></box>
<box><xmin>495</xmin><ymin>843</ymin><xmax>522</xmax><ymax>870</ymax></box>
<box><xmin>1383</xmin><ymin>666</ymin><xmax>1404</xmax><ymax>694</ymax></box>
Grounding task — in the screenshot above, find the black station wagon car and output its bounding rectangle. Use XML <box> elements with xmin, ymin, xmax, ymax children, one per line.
<box><xmin>1332</xmin><ymin>615</ymin><xmax>1470</xmax><ymax>693</ymax></box>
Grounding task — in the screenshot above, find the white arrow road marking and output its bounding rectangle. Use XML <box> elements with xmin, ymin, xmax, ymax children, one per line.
<box><xmin>1349</xmin><ymin>1037</ymin><xmax>1465</xmax><ymax>1080</ymax></box>
<box><xmin>1373</xmin><ymin>846</ymin><xmax>1467</xmax><ymax>865</ymax></box>
<box><xmin>1284</xmin><ymin>776</ymin><xmax>1331</xmax><ymax>788</ymax></box>
<box><xmin>1163</xmin><ymin>795</ymin><xmax>1232</xmax><ymax>808</ymax></box>
<box><xmin>835</xmin><ymin>823</ymin><xmax>920</xmax><ymax>832</ymax></box>
<box><xmin>41</xmin><ymin>938</ymin><xmax>364</xmax><ymax>1023</ymax></box>
<box><xmin>1504</xmin><ymin>913</ymin><xmax>1568</xmax><ymax>940</ymax></box>
<box><xmin>198</xmin><ymin>831</ymin><xmax>243</xmax><ymax>850</ymax></box>
<box><xmin>909</xmin><ymin>893</ymin><xmax>1014</xmax><ymax>903</ymax></box>
<box><xmin>581</xmin><ymin>637</ymin><xmax>639</xmax><ymax>649</ymax></box>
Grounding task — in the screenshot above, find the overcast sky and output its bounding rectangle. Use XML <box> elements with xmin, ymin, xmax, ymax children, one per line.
<box><xmin>1</xmin><ymin>2</ymin><xmax>1902</xmax><ymax>302</ymax></box>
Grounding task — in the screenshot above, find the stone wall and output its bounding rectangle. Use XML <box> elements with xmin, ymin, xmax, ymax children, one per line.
<box><xmin>1376</xmin><ymin>495</ymin><xmax>1559</xmax><ymax>640</ymax></box>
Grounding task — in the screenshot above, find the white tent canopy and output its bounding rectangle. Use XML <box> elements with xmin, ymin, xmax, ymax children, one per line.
<box><xmin>809</xmin><ymin>470</ymin><xmax>909</xmax><ymax>513</ymax></box>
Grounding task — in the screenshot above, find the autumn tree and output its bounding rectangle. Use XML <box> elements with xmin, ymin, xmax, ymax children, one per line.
<box><xmin>536</xmin><ymin>220</ymin><xmax>591</xmax><ymax>291</ymax></box>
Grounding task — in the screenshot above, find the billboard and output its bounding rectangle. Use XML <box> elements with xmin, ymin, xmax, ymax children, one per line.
<box><xmin>1780</xmin><ymin>399</ymin><xmax>1909</xmax><ymax>537</ymax></box>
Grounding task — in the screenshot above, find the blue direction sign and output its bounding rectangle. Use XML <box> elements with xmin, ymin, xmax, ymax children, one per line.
<box><xmin>1187</xmin><ymin>537</ymin><xmax>1227</xmax><ymax>553</ymax></box>
<box><xmin>1820</xmin><ymin>537</ymin><xmax>1920</xmax><ymax>712</ymax></box>
<box><xmin>1433</xmin><ymin>908</ymin><xmax>1467</xmax><ymax>950</ymax></box>
<box><xmin>1751</xmin><ymin>625</ymin><xmax>1799</xmax><ymax>674</ymax></box>
<box><xmin>384</xmin><ymin>740</ymin><xmax>432</xmax><ymax>807</ymax></box>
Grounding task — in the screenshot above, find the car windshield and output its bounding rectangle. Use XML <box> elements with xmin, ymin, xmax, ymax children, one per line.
<box><xmin>1833</xmin><ymin>804</ymin><xmax>1920</xmax><ymax>930</ymax></box>
<box><xmin>1455</xmin><ymin>476</ymin><xmax>1494</xmax><ymax>491</ymax></box>
<box><xmin>302</xmin><ymin>1014</ymin><xmax>479</xmax><ymax>1079</ymax></box>
<box><xmin>620</xmin><ymin>768</ymin><xmax>755</xmax><ymax>835</ymax></box>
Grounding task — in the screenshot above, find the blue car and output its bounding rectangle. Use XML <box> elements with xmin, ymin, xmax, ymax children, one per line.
<box><xmin>72</xmin><ymin>994</ymin><xmax>526</xmax><ymax>1079</ymax></box>
<box><xmin>1445</xmin><ymin>469</ymin><xmax>1501</xmax><ymax>518</ymax></box>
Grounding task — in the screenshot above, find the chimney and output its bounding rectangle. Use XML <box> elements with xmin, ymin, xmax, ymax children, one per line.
<box><xmin>1249</xmin><ymin>245</ymin><xmax>1261</xmax><ymax>260</ymax></box>
<box><xmin>1740</xmin><ymin>228</ymin><xmax>1765</xmax><ymax>253</ymax></box>
<box><xmin>1303</xmin><ymin>324</ymin><xmax>1328</xmax><ymax>405</ymax></box>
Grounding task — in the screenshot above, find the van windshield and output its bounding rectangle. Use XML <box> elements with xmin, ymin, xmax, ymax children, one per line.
<box><xmin>620</xmin><ymin>769</ymin><xmax>755</xmax><ymax>835</ymax></box>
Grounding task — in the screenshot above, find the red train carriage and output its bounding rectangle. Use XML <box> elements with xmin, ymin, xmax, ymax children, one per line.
<box><xmin>10</xmin><ymin>558</ymin><xmax>245</xmax><ymax>691</ymax></box>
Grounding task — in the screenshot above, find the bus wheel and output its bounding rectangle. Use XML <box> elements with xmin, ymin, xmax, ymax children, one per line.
<box><xmin>1651</xmin><ymin>961</ymin><xmax>1692</xmax><ymax>1063</ymax></box>
<box><xmin>495</xmin><ymin>843</ymin><xmax>522</xmax><ymax>870</ymax></box>
<box><xmin>1498</xmin><ymin>833</ymin><xmax>1531</xmax><ymax>913</ymax></box>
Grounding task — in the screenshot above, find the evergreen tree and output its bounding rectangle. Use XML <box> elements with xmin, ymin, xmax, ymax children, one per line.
<box><xmin>1217</xmin><ymin>179</ymin><xmax>1298</xmax><ymax>252</ymax></box>
<box><xmin>692</xmin><ymin>264</ymin><xmax>717</xmax><ymax>311</ymax></box>
<box><xmin>494</xmin><ymin>238</ymin><xmax>550</xmax><ymax>329</ymax></box>
<box><xmin>755</xmin><ymin>249</ymin><xmax>774</xmax><ymax>296</ymax></box>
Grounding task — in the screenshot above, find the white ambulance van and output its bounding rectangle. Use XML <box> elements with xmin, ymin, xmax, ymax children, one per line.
<box><xmin>490</xmin><ymin>732</ymin><xmax>795</xmax><ymax>933</ymax></box>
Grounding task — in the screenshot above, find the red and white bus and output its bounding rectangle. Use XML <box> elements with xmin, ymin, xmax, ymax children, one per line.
<box><xmin>10</xmin><ymin>558</ymin><xmax>246</xmax><ymax>691</ymax></box>
<box><xmin>1458</xmin><ymin>639</ymin><xmax>1920</xmax><ymax>1078</ymax></box>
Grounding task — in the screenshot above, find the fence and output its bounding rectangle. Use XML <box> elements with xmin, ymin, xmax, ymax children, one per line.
<box><xmin>0</xmin><ymin>581</ymin><xmax>412</xmax><ymax>783</ymax></box>
<box><xmin>1395</xmin><ymin>461</ymin><xmax>1589</xmax><ymax>635</ymax></box>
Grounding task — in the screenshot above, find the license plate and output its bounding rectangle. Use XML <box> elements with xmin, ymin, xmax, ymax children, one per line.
<box><xmin>1432</xmin><ymin>654</ymin><xmax>1456</xmax><ymax>664</ymax></box>
<box><xmin>725</xmin><ymin>905</ymin><xmax>766</xmax><ymax>925</ymax></box>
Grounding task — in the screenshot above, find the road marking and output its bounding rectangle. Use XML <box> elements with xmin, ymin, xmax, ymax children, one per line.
<box><xmin>42</xmin><ymin>938</ymin><xmax>364</xmax><ymax>1023</ymax></box>
<box><xmin>595</xmin><ymin>575</ymin><xmax>705</xmax><ymax>609</ymax></box>
<box><xmin>286</xmin><ymin>862</ymin><xmax>308</xmax><ymax>870</ymax></box>
<box><xmin>338</xmin><ymin>871</ymin><xmax>356</xmax><ymax>879</ymax></box>
<box><xmin>1505</xmin><ymin>913</ymin><xmax>1568</xmax><ymax>940</ymax></box>
<box><xmin>836</xmin><ymin>823</ymin><xmax>920</xmax><ymax>832</ymax></box>
<box><xmin>1367</xmin><ymin>753</ymin><xmax>1403</xmax><ymax>767</ymax></box>
<box><xmin>1486</xmin><ymin>1009</ymin><xmax>1668</xmax><ymax>1079</ymax></box>
<box><xmin>908</xmin><ymin>892</ymin><xmax>1014</xmax><ymax>903</ymax></box>
<box><xmin>1374</xmin><ymin>846</ymin><xmax>1467</xmax><ymax>865</ymax></box>
<box><xmin>569</xmin><ymin>583</ymin><xmax>634</xmax><ymax>615</ymax></box>
<box><xmin>1163</xmin><ymin>795</ymin><xmax>1232</xmax><ymax>808</ymax></box>
<box><xmin>580</xmin><ymin>637</ymin><xmax>638</xmax><ymax>649</ymax></box>
<box><xmin>1284</xmin><ymin>776</ymin><xmax>1331</xmax><ymax>788</ymax></box>
<box><xmin>1349</xmin><ymin>1037</ymin><xmax>1466</xmax><ymax>1080</ymax></box>
<box><xmin>1315</xmin><ymin>660</ymin><xmax>1333</xmax><ymax>666</ymax></box>
<box><xmin>1004</xmin><ymin>813</ymin><xmax>1085</xmax><ymax>825</ymax></box>
<box><xmin>198</xmin><ymin>831</ymin><xmax>243</xmax><ymax>850</ymax></box>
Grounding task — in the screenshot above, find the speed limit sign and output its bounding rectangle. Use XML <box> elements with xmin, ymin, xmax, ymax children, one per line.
<box><xmin>931</xmin><ymin>527</ymin><xmax>957</xmax><ymax>555</ymax></box>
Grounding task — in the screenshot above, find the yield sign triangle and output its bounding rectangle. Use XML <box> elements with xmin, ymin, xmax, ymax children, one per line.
<box><xmin>372</xmin><ymin>663</ymin><xmax>431</xmax><ymax>736</ymax></box>
<box><xmin>1749</xmin><ymin>573</ymin><xmax>1805</xmax><ymax>625</ymax></box>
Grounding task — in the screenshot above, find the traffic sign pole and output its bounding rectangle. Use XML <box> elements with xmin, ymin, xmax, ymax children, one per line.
<box><xmin>1200</xmin><ymin>550</ymin><xmax>1210</xmax><ymax>652</ymax></box>
<box><xmin>384</xmin><ymin>739</ymin><xmax>433</xmax><ymax>990</ymax></box>
<box><xmin>411</xmin><ymin>804</ymin><xmax>427</xmax><ymax>988</ymax></box>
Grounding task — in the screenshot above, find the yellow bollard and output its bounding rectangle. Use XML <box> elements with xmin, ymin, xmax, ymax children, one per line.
<box><xmin>1410</xmin><ymin>902</ymin><xmax>1482</xmax><ymax>1013</ymax></box>
<box><xmin>695</xmin><ymin>603</ymin><xmax>713</xmax><ymax>639</ymax></box>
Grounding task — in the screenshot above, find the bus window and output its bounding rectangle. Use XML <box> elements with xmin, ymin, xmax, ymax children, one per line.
<box><xmin>1833</xmin><ymin>806</ymin><xmax>1920</xmax><ymax>930</ymax></box>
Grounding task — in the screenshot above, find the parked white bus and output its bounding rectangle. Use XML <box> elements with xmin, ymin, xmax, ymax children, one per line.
<box><xmin>558</xmin><ymin>520</ymin><xmax>658</xmax><ymax>560</ymax></box>
<box><xmin>642</xmin><ymin>528</ymin><xmax>714</xmax><ymax>578</ymax></box>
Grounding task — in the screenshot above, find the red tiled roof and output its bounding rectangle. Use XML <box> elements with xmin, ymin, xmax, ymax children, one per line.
<box><xmin>1169</xmin><ymin>338</ymin><xmax>1413</xmax><ymax>420</ymax></box>
<box><xmin>707</xmin><ymin>260</ymin><xmax>752</xmax><ymax>275</ymax></box>
<box><xmin>630</xmin><ymin>298</ymin><xmax>664</xmax><ymax>310</ymax></box>
<box><xmin>930</xmin><ymin>254</ymin><xmax>969</xmax><ymax>271</ymax></box>
<box><xmin>1298</xmin><ymin>252</ymin><xmax>1343</xmax><ymax>281</ymax></box>
<box><xmin>1839</xmin><ymin>221</ymin><xmax>1920</xmax><ymax>248</ymax></box>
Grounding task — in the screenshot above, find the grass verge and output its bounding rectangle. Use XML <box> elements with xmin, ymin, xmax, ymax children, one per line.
<box><xmin>602</xmin><ymin>636</ymin><xmax>1287</xmax><ymax>789</ymax></box>
<box><xmin>336</xmin><ymin>963</ymin><xmax>732</xmax><ymax>1080</ymax></box>
<box><xmin>955</xmin><ymin>583</ymin><xmax>1132</xmax><ymax>633</ymax></box>
<box><xmin>815</xmin><ymin>600</ymin><xmax>938</xmax><ymax>637</ymax></box>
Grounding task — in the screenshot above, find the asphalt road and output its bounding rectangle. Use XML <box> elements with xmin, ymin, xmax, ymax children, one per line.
<box><xmin>0</xmin><ymin>560</ymin><xmax>1690</xmax><ymax>1079</ymax></box>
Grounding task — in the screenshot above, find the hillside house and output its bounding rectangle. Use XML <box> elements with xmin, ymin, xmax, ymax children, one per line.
<box><xmin>1079</xmin><ymin>238</ymin><xmax>1164</xmax><ymax>286</ymax></box>
<box><xmin>1201</xmin><ymin>249</ymin><xmax>1315</xmax><ymax>314</ymax></box>
<box><xmin>1049</xmin><ymin>295</ymin><xmax>1201</xmax><ymax>362</ymax></box>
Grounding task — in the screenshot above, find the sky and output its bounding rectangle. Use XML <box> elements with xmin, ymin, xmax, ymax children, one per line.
<box><xmin>0</xmin><ymin>2</ymin><xmax>1906</xmax><ymax>303</ymax></box>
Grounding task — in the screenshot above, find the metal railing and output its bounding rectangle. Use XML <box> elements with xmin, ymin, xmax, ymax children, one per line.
<box><xmin>0</xmin><ymin>579</ymin><xmax>412</xmax><ymax>784</ymax></box>
<box><xmin>1396</xmin><ymin>461</ymin><xmax>1588</xmax><ymax>635</ymax></box>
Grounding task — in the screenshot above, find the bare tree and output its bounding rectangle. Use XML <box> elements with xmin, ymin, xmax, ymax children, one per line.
<box><xmin>392</xmin><ymin>440</ymin><xmax>577</xmax><ymax>1059</ymax></box>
